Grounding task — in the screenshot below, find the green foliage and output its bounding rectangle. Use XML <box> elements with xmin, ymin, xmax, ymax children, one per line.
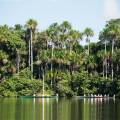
<box><xmin>0</xmin><ymin>50</ymin><xmax>8</xmax><ymax>60</ymax></box>
<box><xmin>55</xmin><ymin>71</ymin><xmax>74</xmax><ymax>97</ymax></box>
<box><xmin>0</xmin><ymin>76</ymin><xmax>43</xmax><ymax>97</ymax></box>
<box><xmin>0</xmin><ymin>19</ymin><xmax>120</xmax><ymax>97</ymax></box>
<box><xmin>56</xmin><ymin>84</ymin><xmax>74</xmax><ymax>97</ymax></box>
<box><xmin>19</xmin><ymin>68</ymin><xmax>32</xmax><ymax>79</ymax></box>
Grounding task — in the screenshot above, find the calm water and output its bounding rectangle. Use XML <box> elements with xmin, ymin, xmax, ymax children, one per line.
<box><xmin>0</xmin><ymin>97</ymin><xmax>119</xmax><ymax>120</ymax></box>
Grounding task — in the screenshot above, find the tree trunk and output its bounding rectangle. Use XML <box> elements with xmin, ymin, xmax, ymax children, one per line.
<box><xmin>88</xmin><ymin>37</ymin><xmax>90</xmax><ymax>55</ymax></box>
<box><xmin>105</xmin><ymin>40</ymin><xmax>107</xmax><ymax>79</ymax></box>
<box><xmin>86</xmin><ymin>37</ymin><xmax>90</xmax><ymax>74</ymax></box>
<box><xmin>17</xmin><ymin>49</ymin><xmax>20</xmax><ymax>76</ymax></box>
<box><xmin>70</xmin><ymin>45</ymin><xmax>72</xmax><ymax>55</ymax></box>
<box><xmin>108</xmin><ymin>61</ymin><xmax>110</xmax><ymax>73</ymax></box>
<box><xmin>116</xmin><ymin>46</ymin><xmax>119</xmax><ymax>79</ymax></box>
<box><xmin>38</xmin><ymin>65</ymin><xmax>40</xmax><ymax>79</ymax></box>
<box><xmin>29</xmin><ymin>39</ymin><xmax>31</xmax><ymax>69</ymax></box>
<box><xmin>30</xmin><ymin>30</ymin><xmax>33</xmax><ymax>79</ymax></box>
<box><xmin>112</xmin><ymin>39</ymin><xmax>115</xmax><ymax>81</ymax></box>
<box><xmin>103</xmin><ymin>59</ymin><xmax>104</xmax><ymax>78</ymax></box>
<box><xmin>51</xmin><ymin>44</ymin><xmax>53</xmax><ymax>86</ymax></box>
<box><xmin>42</xmin><ymin>66</ymin><xmax>45</xmax><ymax>95</ymax></box>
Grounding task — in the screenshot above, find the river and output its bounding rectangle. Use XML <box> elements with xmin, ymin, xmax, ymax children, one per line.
<box><xmin>0</xmin><ymin>97</ymin><xmax>119</xmax><ymax>120</ymax></box>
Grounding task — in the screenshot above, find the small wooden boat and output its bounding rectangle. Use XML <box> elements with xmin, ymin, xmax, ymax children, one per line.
<box><xmin>74</xmin><ymin>95</ymin><xmax>109</xmax><ymax>99</ymax></box>
<box><xmin>20</xmin><ymin>95</ymin><xmax>58</xmax><ymax>99</ymax></box>
<box><xmin>80</xmin><ymin>96</ymin><xmax>109</xmax><ymax>98</ymax></box>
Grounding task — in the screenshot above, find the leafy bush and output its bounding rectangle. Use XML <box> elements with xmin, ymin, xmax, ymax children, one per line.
<box><xmin>56</xmin><ymin>84</ymin><xmax>74</xmax><ymax>97</ymax></box>
<box><xmin>0</xmin><ymin>76</ymin><xmax>44</xmax><ymax>97</ymax></box>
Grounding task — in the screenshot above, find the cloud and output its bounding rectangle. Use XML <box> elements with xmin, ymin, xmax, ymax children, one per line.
<box><xmin>103</xmin><ymin>0</ymin><xmax>120</xmax><ymax>20</ymax></box>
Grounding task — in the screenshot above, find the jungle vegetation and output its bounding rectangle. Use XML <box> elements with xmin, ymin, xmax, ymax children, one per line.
<box><xmin>0</xmin><ymin>18</ymin><xmax>120</xmax><ymax>97</ymax></box>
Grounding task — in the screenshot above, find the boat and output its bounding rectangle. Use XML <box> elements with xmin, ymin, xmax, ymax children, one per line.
<box><xmin>79</xmin><ymin>96</ymin><xmax>109</xmax><ymax>98</ymax></box>
<box><xmin>20</xmin><ymin>95</ymin><xmax>59</xmax><ymax>98</ymax></box>
<box><xmin>74</xmin><ymin>94</ymin><xmax>110</xmax><ymax>99</ymax></box>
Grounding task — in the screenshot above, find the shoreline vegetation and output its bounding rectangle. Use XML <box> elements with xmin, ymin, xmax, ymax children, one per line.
<box><xmin>0</xmin><ymin>19</ymin><xmax>120</xmax><ymax>98</ymax></box>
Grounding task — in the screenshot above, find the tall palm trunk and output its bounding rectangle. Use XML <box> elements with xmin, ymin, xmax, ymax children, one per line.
<box><xmin>51</xmin><ymin>44</ymin><xmax>53</xmax><ymax>86</ymax></box>
<box><xmin>29</xmin><ymin>39</ymin><xmax>31</xmax><ymax>69</ymax></box>
<box><xmin>69</xmin><ymin>42</ymin><xmax>72</xmax><ymax>55</ymax></box>
<box><xmin>103</xmin><ymin>59</ymin><xmax>105</xmax><ymax>78</ymax></box>
<box><xmin>112</xmin><ymin>39</ymin><xmax>115</xmax><ymax>81</ymax></box>
<box><xmin>30</xmin><ymin>29</ymin><xmax>33</xmax><ymax>79</ymax></box>
<box><xmin>42</xmin><ymin>66</ymin><xmax>45</xmax><ymax>95</ymax></box>
<box><xmin>105</xmin><ymin>40</ymin><xmax>107</xmax><ymax>79</ymax></box>
<box><xmin>26</xmin><ymin>19</ymin><xmax>37</xmax><ymax>79</ymax></box>
<box><xmin>16</xmin><ymin>49</ymin><xmax>20</xmax><ymax>76</ymax></box>
<box><xmin>116</xmin><ymin>46</ymin><xmax>119</xmax><ymax>78</ymax></box>
<box><xmin>88</xmin><ymin>37</ymin><xmax>90</xmax><ymax>56</ymax></box>
<box><xmin>86</xmin><ymin>37</ymin><xmax>90</xmax><ymax>74</ymax></box>
<box><xmin>38</xmin><ymin>65</ymin><xmax>40</xmax><ymax>79</ymax></box>
<box><xmin>38</xmin><ymin>56</ymin><xmax>40</xmax><ymax>79</ymax></box>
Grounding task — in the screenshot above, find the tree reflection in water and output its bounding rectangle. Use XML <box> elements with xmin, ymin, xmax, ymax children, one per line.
<box><xmin>0</xmin><ymin>98</ymin><xmax>119</xmax><ymax>120</ymax></box>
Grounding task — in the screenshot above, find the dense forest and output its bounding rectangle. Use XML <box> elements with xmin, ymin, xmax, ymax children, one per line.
<box><xmin>0</xmin><ymin>18</ymin><xmax>120</xmax><ymax>97</ymax></box>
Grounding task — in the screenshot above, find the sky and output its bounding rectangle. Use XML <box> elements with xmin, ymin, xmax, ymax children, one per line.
<box><xmin>0</xmin><ymin>0</ymin><xmax>120</xmax><ymax>44</ymax></box>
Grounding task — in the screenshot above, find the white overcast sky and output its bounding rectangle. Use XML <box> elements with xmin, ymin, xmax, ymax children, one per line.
<box><xmin>0</xmin><ymin>0</ymin><xmax>120</xmax><ymax>43</ymax></box>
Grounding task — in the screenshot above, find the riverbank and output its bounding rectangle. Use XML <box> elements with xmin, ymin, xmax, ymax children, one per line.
<box><xmin>0</xmin><ymin>71</ymin><xmax>120</xmax><ymax>98</ymax></box>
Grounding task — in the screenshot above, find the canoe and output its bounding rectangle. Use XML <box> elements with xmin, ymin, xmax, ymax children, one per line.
<box><xmin>74</xmin><ymin>96</ymin><xmax>109</xmax><ymax>98</ymax></box>
<box><xmin>20</xmin><ymin>95</ymin><xmax>58</xmax><ymax>98</ymax></box>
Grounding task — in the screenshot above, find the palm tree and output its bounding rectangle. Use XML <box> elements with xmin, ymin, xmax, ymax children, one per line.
<box><xmin>106</xmin><ymin>23</ymin><xmax>120</xmax><ymax>81</ymax></box>
<box><xmin>47</xmin><ymin>23</ymin><xmax>59</xmax><ymax>86</ymax></box>
<box><xmin>97</xmin><ymin>50</ymin><xmax>105</xmax><ymax>78</ymax></box>
<box><xmin>26</xmin><ymin>19</ymin><xmax>38</xmax><ymax>79</ymax></box>
<box><xmin>99</xmin><ymin>29</ymin><xmax>108</xmax><ymax>79</ymax></box>
<box><xmin>59</xmin><ymin>21</ymin><xmax>72</xmax><ymax>49</ymax></box>
<box><xmin>84</xmin><ymin>28</ymin><xmax>94</xmax><ymax>55</ymax></box>
<box><xmin>13</xmin><ymin>25</ymin><xmax>26</xmax><ymax>76</ymax></box>
<box><xmin>68</xmin><ymin>30</ymin><xmax>82</xmax><ymax>54</ymax></box>
<box><xmin>84</xmin><ymin>28</ymin><xmax>94</xmax><ymax>74</ymax></box>
<box><xmin>87</xmin><ymin>55</ymin><xmax>97</xmax><ymax>75</ymax></box>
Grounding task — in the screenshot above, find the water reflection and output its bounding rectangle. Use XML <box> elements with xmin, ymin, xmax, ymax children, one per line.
<box><xmin>0</xmin><ymin>97</ymin><xmax>119</xmax><ymax>120</ymax></box>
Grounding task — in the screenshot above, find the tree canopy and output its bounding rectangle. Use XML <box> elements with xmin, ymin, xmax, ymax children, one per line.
<box><xmin>0</xmin><ymin>19</ymin><xmax>120</xmax><ymax>97</ymax></box>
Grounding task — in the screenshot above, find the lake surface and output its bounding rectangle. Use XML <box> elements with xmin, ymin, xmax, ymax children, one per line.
<box><xmin>0</xmin><ymin>97</ymin><xmax>119</xmax><ymax>120</ymax></box>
